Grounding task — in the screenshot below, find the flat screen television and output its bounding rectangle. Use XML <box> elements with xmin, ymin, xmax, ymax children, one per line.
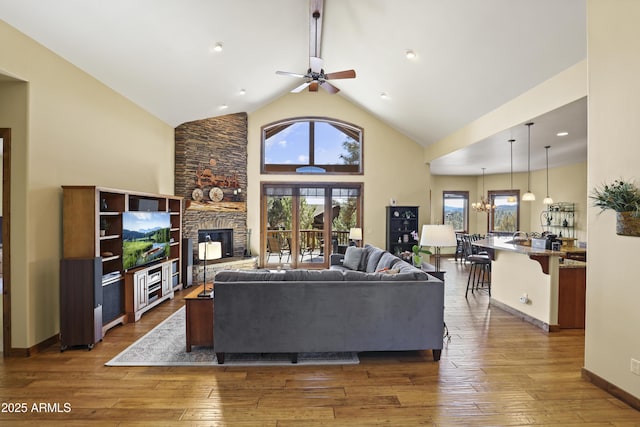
<box><xmin>122</xmin><ymin>211</ymin><xmax>171</xmax><ymax>271</ymax></box>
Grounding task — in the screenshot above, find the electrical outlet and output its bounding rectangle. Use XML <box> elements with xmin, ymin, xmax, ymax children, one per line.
<box><xmin>631</xmin><ymin>358</ymin><xmax>640</xmax><ymax>375</ymax></box>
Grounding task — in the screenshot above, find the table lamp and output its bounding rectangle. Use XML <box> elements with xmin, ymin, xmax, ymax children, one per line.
<box><xmin>198</xmin><ymin>235</ymin><xmax>222</xmax><ymax>297</ymax></box>
<box><xmin>420</xmin><ymin>224</ymin><xmax>457</xmax><ymax>272</ymax></box>
<box><xmin>348</xmin><ymin>227</ymin><xmax>362</xmax><ymax>247</ymax></box>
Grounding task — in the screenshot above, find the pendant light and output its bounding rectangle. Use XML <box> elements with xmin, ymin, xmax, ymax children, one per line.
<box><xmin>472</xmin><ymin>168</ymin><xmax>496</xmax><ymax>212</ymax></box>
<box><xmin>543</xmin><ymin>145</ymin><xmax>553</xmax><ymax>205</ymax></box>
<box><xmin>522</xmin><ymin>122</ymin><xmax>536</xmax><ymax>201</ymax></box>
<box><xmin>507</xmin><ymin>139</ymin><xmax>517</xmax><ymax>203</ymax></box>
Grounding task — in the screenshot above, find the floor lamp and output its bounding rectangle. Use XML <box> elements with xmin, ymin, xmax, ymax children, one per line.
<box><xmin>198</xmin><ymin>236</ymin><xmax>222</xmax><ymax>297</ymax></box>
<box><xmin>419</xmin><ymin>224</ymin><xmax>457</xmax><ymax>272</ymax></box>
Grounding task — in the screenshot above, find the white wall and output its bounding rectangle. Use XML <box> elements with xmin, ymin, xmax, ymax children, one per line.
<box><xmin>585</xmin><ymin>0</ymin><xmax>640</xmax><ymax>399</ymax></box>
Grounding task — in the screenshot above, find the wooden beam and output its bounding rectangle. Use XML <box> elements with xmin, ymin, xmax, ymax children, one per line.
<box><xmin>309</xmin><ymin>0</ymin><xmax>323</xmax><ymax>58</ymax></box>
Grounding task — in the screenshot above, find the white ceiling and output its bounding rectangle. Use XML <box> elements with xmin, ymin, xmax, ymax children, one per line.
<box><xmin>0</xmin><ymin>0</ymin><xmax>587</xmax><ymax>174</ymax></box>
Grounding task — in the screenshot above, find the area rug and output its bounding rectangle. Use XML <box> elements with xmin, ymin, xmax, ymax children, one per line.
<box><xmin>106</xmin><ymin>307</ymin><xmax>359</xmax><ymax>367</ymax></box>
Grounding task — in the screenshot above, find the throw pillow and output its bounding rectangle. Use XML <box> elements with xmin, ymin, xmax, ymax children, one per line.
<box><xmin>343</xmin><ymin>246</ymin><xmax>365</xmax><ymax>271</ymax></box>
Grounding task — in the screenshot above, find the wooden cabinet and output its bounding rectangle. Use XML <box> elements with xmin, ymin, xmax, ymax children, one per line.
<box><xmin>386</xmin><ymin>206</ymin><xmax>419</xmax><ymax>255</ymax></box>
<box><xmin>62</xmin><ymin>186</ymin><xmax>183</xmax><ymax>333</ymax></box>
<box><xmin>125</xmin><ymin>259</ymin><xmax>176</xmax><ymax>322</ymax></box>
<box><xmin>59</xmin><ymin>257</ymin><xmax>103</xmax><ymax>350</ymax></box>
<box><xmin>184</xmin><ymin>285</ymin><xmax>214</xmax><ymax>352</ymax></box>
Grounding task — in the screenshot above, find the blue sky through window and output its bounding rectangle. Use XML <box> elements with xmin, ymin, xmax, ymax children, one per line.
<box><xmin>264</xmin><ymin>121</ymin><xmax>356</xmax><ymax>165</ymax></box>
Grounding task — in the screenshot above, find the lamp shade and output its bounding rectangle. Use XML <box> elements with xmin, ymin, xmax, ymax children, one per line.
<box><xmin>419</xmin><ymin>224</ymin><xmax>457</xmax><ymax>248</ymax></box>
<box><xmin>198</xmin><ymin>241</ymin><xmax>222</xmax><ymax>261</ymax></box>
<box><xmin>348</xmin><ymin>227</ymin><xmax>362</xmax><ymax>240</ymax></box>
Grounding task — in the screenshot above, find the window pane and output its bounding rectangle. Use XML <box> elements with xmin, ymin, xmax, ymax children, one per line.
<box><xmin>265</xmin><ymin>193</ymin><xmax>293</xmax><ymax>265</ymax></box>
<box><xmin>331</xmin><ymin>188</ymin><xmax>360</xmax><ymax>251</ymax></box>
<box><xmin>490</xmin><ymin>194</ymin><xmax>519</xmax><ymax>233</ymax></box>
<box><xmin>264</xmin><ymin>121</ymin><xmax>309</xmax><ymax>165</ymax></box>
<box><xmin>443</xmin><ymin>191</ymin><xmax>468</xmax><ymax>232</ymax></box>
<box><xmin>314</xmin><ymin>122</ymin><xmax>360</xmax><ymax>165</ymax></box>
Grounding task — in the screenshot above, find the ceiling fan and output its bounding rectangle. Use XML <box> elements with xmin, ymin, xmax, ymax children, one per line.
<box><xmin>276</xmin><ymin>0</ymin><xmax>356</xmax><ymax>94</ymax></box>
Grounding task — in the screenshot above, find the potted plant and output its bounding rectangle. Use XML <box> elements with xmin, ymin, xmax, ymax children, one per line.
<box><xmin>590</xmin><ymin>179</ymin><xmax>640</xmax><ymax>236</ymax></box>
<box><xmin>411</xmin><ymin>244</ymin><xmax>432</xmax><ymax>267</ymax></box>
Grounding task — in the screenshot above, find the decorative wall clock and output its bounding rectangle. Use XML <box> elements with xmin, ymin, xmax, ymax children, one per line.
<box><xmin>209</xmin><ymin>187</ymin><xmax>224</xmax><ymax>202</ymax></box>
<box><xmin>191</xmin><ymin>188</ymin><xmax>204</xmax><ymax>201</ymax></box>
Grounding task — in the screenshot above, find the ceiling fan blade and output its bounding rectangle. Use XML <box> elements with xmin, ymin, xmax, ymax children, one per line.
<box><xmin>310</xmin><ymin>56</ymin><xmax>323</xmax><ymax>74</ymax></box>
<box><xmin>320</xmin><ymin>81</ymin><xmax>339</xmax><ymax>94</ymax></box>
<box><xmin>309</xmin><ymin>81</ymin><xmax>319</xmax><ymax>92</ymax></box>
<box><xmin>291</xmin><ymin>82</ymin><xmax>311</xmax><ymax>93</ymax></box>
<box><xmin>276</xmin><ymin>70</ymin><xmax>307</xmax><ymax>79</ymax></box>
<box><xmin>324</xmin><ymin>69</ymin><xmax>356</xmax><ymax>80</ymax></box>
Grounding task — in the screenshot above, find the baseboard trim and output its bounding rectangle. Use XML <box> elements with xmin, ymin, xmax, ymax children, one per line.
<box><xmin>582</xmin><ymin>368</ymin><xmax>640</xmax><ymax>411</ymax></box>
<box><xmin>5</xmin><ymin>334</ymin><xmax>59</xmax><ymax>357</ymax></box>
<box><xmin>490</xmin><ymin>298</ymin><xmax>558</xmax><ymax>332</ymax></box>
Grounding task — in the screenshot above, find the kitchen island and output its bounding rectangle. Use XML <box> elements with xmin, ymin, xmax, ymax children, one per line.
<box><xmin>473</xmin><ymin>237</ymin><xmax>586</xmax><ymax>331</ymax></box>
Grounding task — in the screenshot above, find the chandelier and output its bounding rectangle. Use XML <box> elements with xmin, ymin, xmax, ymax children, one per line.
<box><xmin>472</xmin><ymin>168</ymin><xmax>496</xmax><ymax>212</ymax></box>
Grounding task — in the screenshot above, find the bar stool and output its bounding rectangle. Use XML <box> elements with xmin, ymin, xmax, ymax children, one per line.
<box><xmin>462</xmin><ymin>235</ymin><xmax>491</xmax><ymax>298</ymax></box>
<box><xmin>465</xmin><ymin>254</ymin><xmax>491</xmax><ymax>298</ymax></box>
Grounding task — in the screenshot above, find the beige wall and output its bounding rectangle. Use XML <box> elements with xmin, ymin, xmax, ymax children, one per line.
<box><xmin>430</xmin><ymin>162</ymin><xmax>587</xmax><ymax>242</ymax></box>
<box><xmin>247</xmin><ymin>90</ymin><xmax>431</xmax><ymax>253</ymax></box>
<box><xmin>0</xmin><ymin>20</ymin><xmax>174</xmax><ymax>348</ymax></box>
<box><xmin>585</xmin><ymin>0</ymin><xmax>640</xmax><ymax>398</ymax></box>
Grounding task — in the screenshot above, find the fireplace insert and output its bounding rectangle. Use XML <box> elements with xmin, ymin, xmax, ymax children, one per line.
<box><xmin>198</xmin><ymin>228</ymin><xmax>234</xmax><ymax>258</ymax></box>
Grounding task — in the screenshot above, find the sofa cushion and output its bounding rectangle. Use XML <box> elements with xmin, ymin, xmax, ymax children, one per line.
<box><xmin>364</xmin><ymin>245</ymin><xmax>385</xmax><ymax>273</ymax></box>
<box><xmin>376</xmin><ymin>251</ymin><xmax>400</xmax><ymax>272</ymax></box>
<box><xmin>343</xmin><ymin>246</ymin><xmax>366</xmax><ymax>271</ymax></box>
<box><xmin>215</xmin><ymin>270</ymin><xmax>286</xmax><ymax>282</ymax></box>
<box><xmin>283</xmin><ymin>269</ymin><xmax>345</xmax><ymax>282</ymax></box>
<box><xmin>394</xmin><ymin>260</ymin><xmax>430</xmax><ymax>280</ymax></box>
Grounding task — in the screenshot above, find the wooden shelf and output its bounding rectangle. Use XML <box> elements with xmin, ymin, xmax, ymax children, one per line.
<box><xmin>62</xmin><ymin>186</ymin><xmax>184</xmax><ymax>332</ymax></box>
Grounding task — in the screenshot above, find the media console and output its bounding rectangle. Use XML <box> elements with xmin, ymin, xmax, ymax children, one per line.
<box><xmin>124</xmin><ymin>258</ymin><xmax>177</xmax><ymax>322</ymax></box>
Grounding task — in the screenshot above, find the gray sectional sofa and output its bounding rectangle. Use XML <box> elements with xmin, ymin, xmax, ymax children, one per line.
<box><xmin>213</xmin><ymin>244</ymin><xmax>445</xmax><ymax>363</ymax></box>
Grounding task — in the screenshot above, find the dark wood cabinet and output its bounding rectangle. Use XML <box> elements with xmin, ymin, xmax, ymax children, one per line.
<box><xmin>386</xmin><ymin>206</ymin><xmax>419</xmax><ymax>255</ymax></box>
<box><xmin>59</xmin><ymin>257</ymin><xmax>103</xmax><ymax>350</ymax></box>
<box><xmin>184</xmin><ymin>284</ymin><xmax>214</xmax><ymax>352</ymax></box>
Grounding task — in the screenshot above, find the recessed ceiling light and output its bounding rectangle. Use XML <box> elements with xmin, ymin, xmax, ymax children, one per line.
<box><xmin>210</xmin><ymin>42</ymin><xmax>223</xmax><ymax>52</ymax></box>
<box><xmin>380</xmin><ymin>92</ymin><xmax>388</xmax><ymax>99</ymax></box>
<box><xmin>557</xmin><ymin>131</ymin><xmax>569</xmax><ymax>136</ymax></box>
<box><xmin>239</xmin><ymin>89</ymin><xmax>246</xmax><ymax>95</ymax></box>
<box><xmin>219</xmin><ymin>104</ymin><xmax>228</xmax><ymax>110</ymax></box>
<box><xmin>405</xmin><ymin>50</ymin><xmax>416</xmax><ymax>59</ymax></box>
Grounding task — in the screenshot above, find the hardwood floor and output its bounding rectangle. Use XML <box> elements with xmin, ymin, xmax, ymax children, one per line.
<box><xmin>1</xmin><ymin>258</ymin><xmax>640</xmax><ymax>426</ymax></box>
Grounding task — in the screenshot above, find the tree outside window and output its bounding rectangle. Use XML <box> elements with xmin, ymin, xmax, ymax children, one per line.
<box><xmin>443</xmin><ymin>191</ymin><xmax>469</xmax><ymax>232</ymax></box>
<box><xmin>488</xmin><ymin>190</ymin><xmax>520</xmax><ymax>235</ymax></box>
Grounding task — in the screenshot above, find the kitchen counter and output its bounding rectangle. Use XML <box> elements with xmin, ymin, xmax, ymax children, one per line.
<box><xmin>472</xmin><ymin>236</ymin><xmax>585</xmax><ymax>331</ymax></box>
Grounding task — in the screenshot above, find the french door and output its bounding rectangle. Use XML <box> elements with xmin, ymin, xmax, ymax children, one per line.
<box><xmin>262</xmin><ymin>183</ymin><xmax>362</xmax><ymax>269</ymax></box>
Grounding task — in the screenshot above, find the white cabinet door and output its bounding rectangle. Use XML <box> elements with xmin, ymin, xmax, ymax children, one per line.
<box><xmin>135</xmin><ymin>272</ymin><xmax>148</xmax><ymax>311</ymax></box>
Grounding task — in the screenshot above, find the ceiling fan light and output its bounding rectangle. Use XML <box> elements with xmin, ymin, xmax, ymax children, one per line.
<box><xmin>522</xmin><ymin>191</ymin><xmax>536</xmax><ymax>201</ymax></box>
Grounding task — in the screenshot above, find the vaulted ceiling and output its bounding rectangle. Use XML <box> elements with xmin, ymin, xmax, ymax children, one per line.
<box><xmin>0</xmin><ymin>0</ymin><xmax>587</xmax><ymax>174</ymax></box>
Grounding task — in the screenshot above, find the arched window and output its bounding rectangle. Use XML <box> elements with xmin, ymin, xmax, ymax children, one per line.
<box><xmin>261</xmin><ymin>117</ymin><xmax>363</xmax><ymax>174</ymax></box>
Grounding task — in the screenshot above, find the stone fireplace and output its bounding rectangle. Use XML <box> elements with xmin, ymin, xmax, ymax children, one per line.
<box><xmin>175</xmin><ymin>113</ymin><xmax>256</xmax><ymax>281</ymax></box>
